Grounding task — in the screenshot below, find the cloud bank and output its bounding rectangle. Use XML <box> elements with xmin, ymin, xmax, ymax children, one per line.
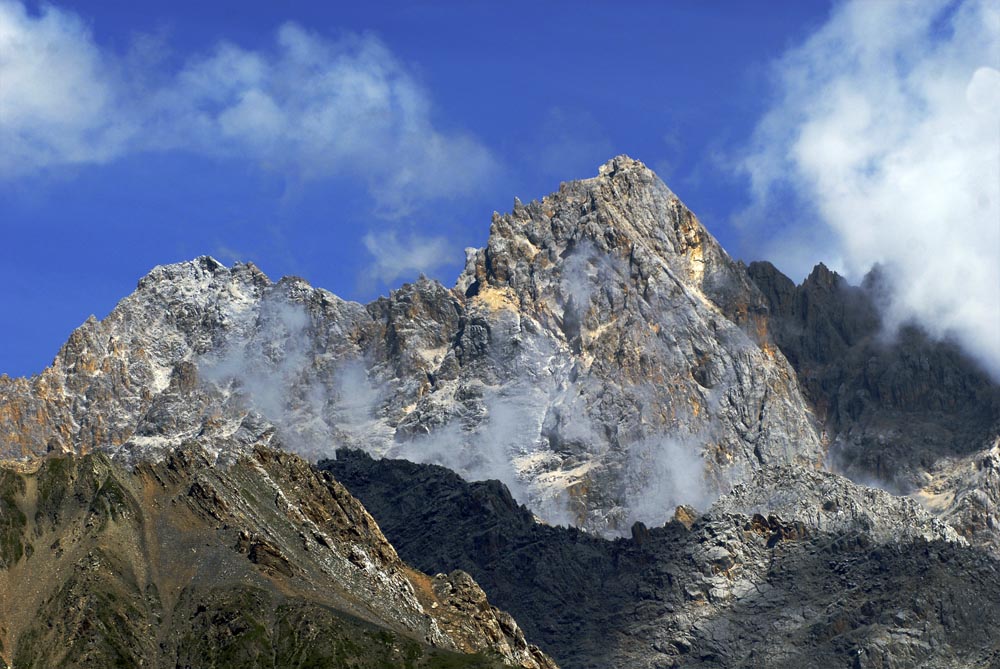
<box><xmin>0</xmin><ymin>1</ymin><xmax>497</xmax><ymax>216</ymax></box>
<box><xmin>0</xmin><ymin>1</ymin><xmax>132</xmax><ymax>172</ymax></box>
<box><xmin>739</xmin><ymin>0</ymin><xmax>1000</xmax><ymax>379</ymax></box>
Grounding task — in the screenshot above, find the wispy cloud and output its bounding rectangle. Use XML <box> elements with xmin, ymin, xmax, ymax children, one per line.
<box><xmin>361</xmin><ymin>230</ymin><xmax>453</xmax><ymax>287</ymax></box>
<box><xmin>737</xmin><ymin>0</ymin><xmax>1000</xmax><ymax>379</ymax></box>
<box><xmin>0</xmin><ymin>1</ymin><xmax>498</xmax><ymax>216</ymax></box>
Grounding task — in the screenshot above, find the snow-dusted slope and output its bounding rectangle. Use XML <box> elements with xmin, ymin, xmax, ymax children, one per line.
<box><xmin>0</xmin><ymin>157</ymin><xmax>823</xmax><ymax>535</ymax></box>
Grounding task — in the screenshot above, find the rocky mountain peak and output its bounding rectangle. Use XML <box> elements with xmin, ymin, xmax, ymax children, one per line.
<box><xmin>3</xmin><ymin>155</ymin><xmax>1000</xmax><ymax>669</ymax></box>
<box><xmin>804</xmin><ymin>261</ymin><xmax>838</xmax><ymax>287</ymax></box>
<box><xmin>457</xmin><ymin>155</ymin><xmax>760</xmax><ymax>324</ymax></box>
<box><xmin>596</xmin><ymin>152</ymin><xmax>650</xmax><ymax>176</ymax></box>
<box><xmin>0</xmin><ymin>158</ymin><xmax>824</xmax><ymax>536</ymax></box>
<box><xmin>433</xmin><ymin>159</ymin><xmax>824</xmax><ymax>530</ymax></box>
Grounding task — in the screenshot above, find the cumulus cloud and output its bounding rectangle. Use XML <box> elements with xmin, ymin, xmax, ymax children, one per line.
<box><xmin>0</xmin><ymin>1</ymin><xmax>134</xmax><ymax>172</ymax></box>
<box><xmin>0</xmin><ymin>1</ymin><xmax>497</xmax><ymax>214</ymax></box>
<box><xmin>738</xmin><ymin>0</ymin><xmax>1000</xmax><ymax>379</ymax></box>
<box><xmin>361</xmin><ymin>230</ymin><xmax>453</xmax><ymax>286</ymax></box>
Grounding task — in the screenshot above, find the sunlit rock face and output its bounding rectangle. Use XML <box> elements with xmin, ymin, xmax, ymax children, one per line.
<box><xmin>432</xmin><ymin>156</ymin><xmax>823</xmax><ymax>531</ymax></box>
<box><xmin>0</xmin><ymin>156</ymin><xmax>823</xmax><ymax>535</ymax></box>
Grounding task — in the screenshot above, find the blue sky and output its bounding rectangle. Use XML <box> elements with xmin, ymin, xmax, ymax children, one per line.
<box><xmin>2</xmin><ymin>0</ymin><xmax>998</xmax><ymax>379</ymax></box>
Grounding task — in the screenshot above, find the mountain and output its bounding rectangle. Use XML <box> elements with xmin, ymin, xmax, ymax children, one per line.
<box><xmin>1</xmin><ymin>156</ymin><xmax>998</xmax><ymax>668</ymax></box>
<box><xmin>0</xmin><ymin>156</ymin><xmax>821</xmax><ymax>537</ymax></box>
<box><xmin>747</xmin><ymin>260</ymin><xmax>1000</xmax><ymax>552</ymax></box>
<box><xmin>747</xmin><ymin>261</ymin><xmax>1000</xmax><ymax>490</ymax></box>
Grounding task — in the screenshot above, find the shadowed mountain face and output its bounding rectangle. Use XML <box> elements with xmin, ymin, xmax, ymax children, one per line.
<box><xmin>746</xmin><ymin>261</ymin><xmax>1000</xmax><ymax>551</ymax></box>
<box><xmin>327</xmin><ymin>450</ymin><xmax>1000</xmax><ymax>669</ymax></box>
<box><xmin>0</xmin><ymin>157</ymin><xmax>822</xmax><ymax>536</ymax></box>
<box><xmin>747</xmin><ymin>260</ymin><xmax>1000</xmax><ymax>490</ymax></box>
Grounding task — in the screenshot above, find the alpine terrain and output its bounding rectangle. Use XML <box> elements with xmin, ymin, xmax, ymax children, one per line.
<box><xmin>1</xmin><ymin>157</ymin><xmax>998</xmax><ymax>668</ymax></box>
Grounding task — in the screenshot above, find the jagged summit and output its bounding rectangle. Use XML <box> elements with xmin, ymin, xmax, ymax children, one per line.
<box><xmin>458</xmin><ymin>154</ymin><xmax>755</xmax><ymax>320</ymax></box>
<box><xmin>0</xmin><ymin>157</ymin><xmax>822</xmax><ymax>535</ymax></box>
<box><xmin>592</xmin><ymin>153</ymin><xmax>674</xmax><ymax>195</ymax></box>
<box><xmin>4</xmin><ymin>158</ymin><xmax>1000</xmax><ymax>669</ymax></box>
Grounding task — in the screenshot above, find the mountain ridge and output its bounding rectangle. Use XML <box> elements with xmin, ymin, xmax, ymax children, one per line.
<box><xmin>328</xmin><ymin>448</ymin><xmax>996</xmax><ymax>669</ymax></box>
<box><xmin>0</xmin><ymin>441</ymin><xmax>555</xmax><ymax>668</ymax></box>
<box><xmin>0</xmin><ymin>155</ymin><xmax>998</xmax><ymax>668</ymax></box>
<box><xmin>0</xmin><ymin>156</ymin><xmax>823</xmax><ymax>536</ymax></box>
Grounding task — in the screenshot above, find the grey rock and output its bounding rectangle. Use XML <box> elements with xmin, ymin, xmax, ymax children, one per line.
<box><xmin>712</xmin><ymin>464</ymin><xmax>962</xmax><ymax>545</ymax></box>
<box><xmin>746</xmin><ymin>261</ymin><xmax>1000</xmax><ymax>554</ymax></box>
<box><xmin>0</xmin><ymin>156</ymin><xmax>823</xmax><ymax>537</ymax></box>
<box><xmin>328</xmin><ymin>449</ymin><xmax>1000</xmax><ymax>669</ymax></box>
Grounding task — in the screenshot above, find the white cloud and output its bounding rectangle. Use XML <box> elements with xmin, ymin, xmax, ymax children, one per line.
<box><xmin>0</xmin><ymin>2</ymin><xmax>497</xmax><ymax>215</ymax></box>
<box><xmin>361</xmin><ymin>230</ymin><xmax>452</xmax><ymax>286</ymax></box>
<box><xmin>0</xmin><ymin>1</ymin><xmax>135</xmax><ymax>172</ymax></box>
<box><xmin>739</xmin><ymin>0</ymin><xmax>1000</xmax><ymax>379</ymax></box>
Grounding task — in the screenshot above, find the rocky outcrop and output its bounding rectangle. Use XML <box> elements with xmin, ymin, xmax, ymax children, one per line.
<box><xmin>328</xmin><ymin>449</ymin><xmax>1000</xmax><ymax>669</ymax></box>
<box><xmin>712</xmin><ymin>464</ymin><xmax>962</xmax><ymax>545</ymax></box>
<box><xmin>915</xmin><ymin>438</ymin><xmax>1000</xmax><ymax>553</ymax></box>
<box><xmin>427</xmin><ymin>570</ymin><xmax>556</xmax><ymax>669</ymax></box>
<box><xmin>0</xmin><ymin>444</ymin><xmax>554</xmax><ymax>668</ymax></box>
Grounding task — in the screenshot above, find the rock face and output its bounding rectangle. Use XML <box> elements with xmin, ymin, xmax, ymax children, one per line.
<box><xmin>746</xmin><ymin>261</ymin><xmax>1000</xmax><ymax>550</ymax></box>
<box><xmin>328</xmin><ymin>449</ymin><xmax>1000</xmax><ymax>669</ymax></box>
<box><xmin>0</xmin><ymin>156</ymin><xmax>822</xmax><ymax>535</ymax></box>
<box><xmin>441</xmin><ymin>156</ymin><xmax>822</xmax><ymax>530</ymax></box>
<box><xmin>0</xmin><ymin>443</ymin><xmax>554</xmax><ymax>668</ymax></box>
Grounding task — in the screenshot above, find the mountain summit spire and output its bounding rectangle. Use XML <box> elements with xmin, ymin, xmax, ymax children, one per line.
<box><xmin>0</xmin><ymin>157</ymin><xmax>821</xmax><ymax>535</ymax></box>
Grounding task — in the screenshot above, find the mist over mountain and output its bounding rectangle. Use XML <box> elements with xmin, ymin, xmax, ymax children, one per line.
<box><xmin>0</xmin><ymin>157</ymin><xmax>998</xmax><ymax>668</ymax></box>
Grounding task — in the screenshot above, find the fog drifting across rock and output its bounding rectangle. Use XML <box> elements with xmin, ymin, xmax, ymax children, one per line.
<box><xmin>0</xmin><ymin>157</ymin><xmax>823</xmax><ymax>537</ymax></box>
